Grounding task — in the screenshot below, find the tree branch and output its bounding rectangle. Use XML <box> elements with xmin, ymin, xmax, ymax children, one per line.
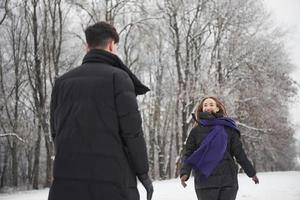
<box><xmin>0</xmin><ymin>0</ymin><xmax>9</xmax><ymax>25</ymax></box>
<box><xmin>236</xmin><ymin>121</ymin><xmax>271</xmax><ymax>132</ymax></box>
<box><xmin>0</xmin><ymin>133</ymin><xmax>26</xmax><ymax>143</ymax></box>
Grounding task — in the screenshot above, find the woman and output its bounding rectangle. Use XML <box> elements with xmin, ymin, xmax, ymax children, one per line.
<box><xmin>180</xmin><ymin>97</ymin><xmax>259</xmax><ymax>200</ymax></box>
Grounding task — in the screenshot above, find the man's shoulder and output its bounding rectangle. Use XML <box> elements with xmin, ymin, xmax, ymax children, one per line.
<box><xmin>57</xmin><ymin>62</ymin><xmax>126</xmax><ymax>80</ymax></box>
<box><xmin>81</xmin><ymin>62</ymin><xmax>129</xmax><ymax>79</ymax></box>
<box><xmin>57</xmin><ymin>65</ymin><xmax>82</xmax><ymax>80</ymax></box>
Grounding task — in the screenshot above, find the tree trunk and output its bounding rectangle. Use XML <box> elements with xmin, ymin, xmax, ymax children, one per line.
<box><xmin>11</xmin><ymin>139</ymin><xmax>18</xmax><ymax>186</ymax></box>
<box><xmin>26</xmin><ymin>148</ymin><xmax>33</xmax><ymax>184</ymax></box>
<box><xmin>32</xmin><ymin>125</ymin><xmax>41</xmax><ymax>189</ymax></box>
<box><xmin>148</xmin><ymin>107</ymin><xmax>155</xmax><ymax>178</ymax></box>
<box><xmin>44</xmin><ymin>136</ymin><xmax>53</xmax><ymax>187</ymax></box>
<box><xmin>41</xmin><ymin>112</ymin><xmax>53</xmax><ymax>187</ymax></box>
<box><xmin>0</xmin><ymin>148</ymin><xmax>9</xmax><ymax>188</ymax></box>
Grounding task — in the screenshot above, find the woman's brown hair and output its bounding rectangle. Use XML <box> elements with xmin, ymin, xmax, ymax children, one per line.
<box><xmin>194</xmin><ymin>96</ymin><xmax>227</xmax><ymax>126</ymax></box>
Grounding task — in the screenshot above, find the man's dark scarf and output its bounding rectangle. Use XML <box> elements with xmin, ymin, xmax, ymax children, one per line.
<box><xmin>82</xmin><ymin>48</ymin><xmax>150</xmax><ymax>95</ymax></box>
<box><xmin>185</xmin><ymin>113</ymin><xmax>240</xmax><ymax>178</ymax></box>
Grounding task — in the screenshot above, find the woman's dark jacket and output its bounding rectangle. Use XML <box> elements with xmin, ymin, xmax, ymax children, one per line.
<box><xmin>49</xmin><ymin>49</ymin><xmax>149</xmax><ymax>200</ymax></box>
<box><xmin>180</xmin><ymin>112</ymin><xmax>256</xmax><ymax>189</ymax></box>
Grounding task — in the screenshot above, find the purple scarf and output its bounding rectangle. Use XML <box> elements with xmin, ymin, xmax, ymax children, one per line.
<box><xmin>185</xmin><ymin>114</ymin><xmax>239</xmax><ymax>178</ymax></box>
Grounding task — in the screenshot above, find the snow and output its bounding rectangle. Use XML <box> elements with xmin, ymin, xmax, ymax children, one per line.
<box><xmin>0</xmin><ymin>171</ymin><xmax>299</xmax><ymax>200</ymax></box>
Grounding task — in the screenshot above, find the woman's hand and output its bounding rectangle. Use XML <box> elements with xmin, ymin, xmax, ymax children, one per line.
<box><xmin>180</xmin><ymin>175</ymin><xmax>189</xmax><ymax>188</ymax></box>
<box><xmin>252</xmin><ymin>175</ymin><xmax>259</xmax><ymax>184</ymax></box>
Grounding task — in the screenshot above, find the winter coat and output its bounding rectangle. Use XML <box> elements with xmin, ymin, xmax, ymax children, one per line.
<box><xmin>180</xmin><ymin>112</ymin><xmax>256</xmax><ymax>189</ymax></box>
<box><xmin>48</xmin><ymin>49</ymin><xmax>149</xmax><ymax>200</ymax></box>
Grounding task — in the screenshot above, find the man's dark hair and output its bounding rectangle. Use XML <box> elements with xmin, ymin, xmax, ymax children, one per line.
<box><xmin>85</xmin><ymin>21</ymin><xmax>119</xmax><ymax>48</ymax></box>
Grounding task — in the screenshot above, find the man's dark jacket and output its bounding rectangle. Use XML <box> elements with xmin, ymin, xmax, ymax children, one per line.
<box><xmin>180</xmin><ymin>112</ymin><xmax>256</xmax><ymax>189</ymax></box>
<box><xmin>49</xmin><ymin>49</ymin><xmax>150</xmax><ymax>200</ymax></box>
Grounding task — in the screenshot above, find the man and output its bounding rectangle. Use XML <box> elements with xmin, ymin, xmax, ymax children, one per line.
<box><xmin>48</xmin><ymin>22</ymin><xmax>153</xmax><ymax>200</ymax></box>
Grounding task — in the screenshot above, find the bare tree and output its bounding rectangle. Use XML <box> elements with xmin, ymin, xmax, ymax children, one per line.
<box><xmin>0</xmin><ymin>8</ymin><xmax>27</xmax><ymax>186</ymax></box>
<box><xmin>0</xmin><ymin>0</ymin><xmax>9</xmax><ymax>25</ymax></box>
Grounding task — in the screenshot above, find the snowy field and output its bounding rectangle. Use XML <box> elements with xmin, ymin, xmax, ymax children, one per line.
<box><xmin>0</xmin><ymin>171</ymin><xmax>299</xmax><ymax>200</ymax></box>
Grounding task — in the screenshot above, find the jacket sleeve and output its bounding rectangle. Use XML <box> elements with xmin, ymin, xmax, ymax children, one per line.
<box><xmin>230</xmin><ymin>130</ymin><xmax>256</xmax><ymax>177</ymax></box>
<box><xmin>180</xmin><ymin>128</ymin><xmax>197</xmax><ymax>179</ymax></box>
<box><xmin>113</xmin><ymin>71</ymin><xmax>149</xmax><ymax>176</ymax></box>
<box><xmin>50</xmin><ymin>81</ymin><xmax>59</xmax><ymax>140</ymax></box>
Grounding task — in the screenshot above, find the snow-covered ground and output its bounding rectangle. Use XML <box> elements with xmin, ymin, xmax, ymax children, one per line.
<box><xmin>0</xmin><ymin>171</ymin><xmax>299</xmax><ymax>200</ymax></box>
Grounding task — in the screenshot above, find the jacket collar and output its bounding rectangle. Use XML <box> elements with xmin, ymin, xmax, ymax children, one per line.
<box><xmin>199</xmin><ymin>112</ymin><xmax>223</xmax><ymax>119</ymax></box>
<box><xmin>82</xmin><ymin>49</ymin><xmax>150</xmax><ymax>95</ymax></box>
<box><xmin>192</xmin><ymin>112</ymin><xmax>224</xmax><ymax>122</ymax></box>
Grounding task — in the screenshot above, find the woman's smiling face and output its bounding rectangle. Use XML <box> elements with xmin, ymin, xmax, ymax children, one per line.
<box><xmin>202</xmin><ymin>98</ymin><xmax>220</xmax><ymax>113</ymax></box>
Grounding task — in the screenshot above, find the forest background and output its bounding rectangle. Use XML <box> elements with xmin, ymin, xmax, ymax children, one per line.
<box><xmin>0</xmin><ymin>0</ymin><xmax>299</xmax><ymax>190</ymax></box>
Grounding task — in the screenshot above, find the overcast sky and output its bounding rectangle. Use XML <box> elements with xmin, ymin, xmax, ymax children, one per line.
<box><xmin>263</xmin><ymin>0</ymin><xmax>300</xmax><ymax>139</ymax></box>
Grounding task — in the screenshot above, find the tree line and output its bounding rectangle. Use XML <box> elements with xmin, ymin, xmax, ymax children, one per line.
<box><xmin>0</xmin><ymin>0</ymin><xmax>298</xmax><ymax>190</ymax></box>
